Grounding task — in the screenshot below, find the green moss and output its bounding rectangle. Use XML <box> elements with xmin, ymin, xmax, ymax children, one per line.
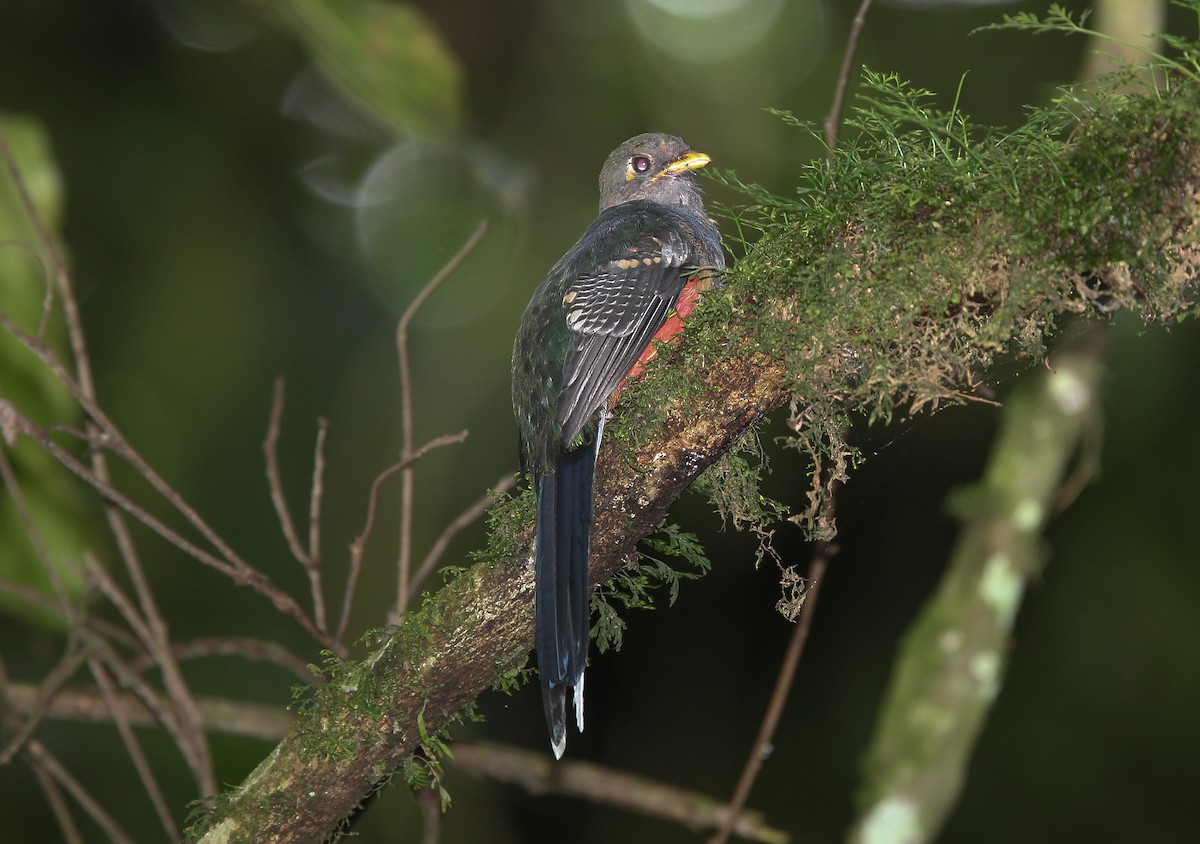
<box><xmin>468</xmin><ymin>486</ymin><xmax>528</xmax><ymax>565</ymax></box>
<box><xmin>690</xmin><ymin>66</ymin><xmax>1200</xmax><ymax>542</ymax></box>
<box><xmin>597</xmin><ymin>60</ymin><xmax>1196</xmax><ymax>573</ymax></box>
<box><xmin>590</xmin><ymin>522</ymin><xmax>712</xmax><ymax>653</ymax></box>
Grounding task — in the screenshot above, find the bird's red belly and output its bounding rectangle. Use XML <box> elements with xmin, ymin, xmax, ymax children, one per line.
<box><xmin>617</xmin><ymin>273</ymin><xmax>709</xmax><ymax>391</ymax></box>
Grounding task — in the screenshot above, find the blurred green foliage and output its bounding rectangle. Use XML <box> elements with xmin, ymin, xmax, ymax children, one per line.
<box><xmin>0</xmin><ymin>115</ymin><xmax>90</xmax><ymax>626</ymax></box>
<box><xmin>262</xmin><ymin>0</ymin><xmax>463</xmax><ymax>137</ymax></box>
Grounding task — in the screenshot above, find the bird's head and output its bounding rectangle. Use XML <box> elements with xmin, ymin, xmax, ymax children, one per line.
<box><xmin>597</xmin><ymin>133</ymin><xmax>711</xmax><ymax>212</ymax></box>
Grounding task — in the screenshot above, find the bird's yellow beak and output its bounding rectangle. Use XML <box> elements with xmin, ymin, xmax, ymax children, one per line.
<box><xmin>648</xmin><ymin>150</ymin><xmax>711</xmax><ymax>184</ymax></box>
<box><xmin>663</xmin><ymin>151</ymin><xmax>711</xmax><ymax>175</ymax></box>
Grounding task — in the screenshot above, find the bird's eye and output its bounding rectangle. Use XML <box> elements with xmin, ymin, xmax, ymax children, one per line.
<box><xmin>630</xmin><ymin>155</ymin><xmax>652</xmax><ymax>174</ymax></box>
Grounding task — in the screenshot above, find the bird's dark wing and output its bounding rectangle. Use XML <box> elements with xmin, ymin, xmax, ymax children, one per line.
<box><xmin>554</xmin><ymin>205</ymin><xmax>698</xmax><ymax>444</ymax></box>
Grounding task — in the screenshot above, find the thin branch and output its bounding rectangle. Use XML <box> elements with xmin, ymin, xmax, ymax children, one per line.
<box><xmin>416</xmin><ymin>787</ymin><xmax>442</xmax><ymax>844</ymax></box>
<box><xmin>0</xmin><ymin>573</ymin><xmax>141</xmax><ymax>651</ymax></box>
<box><xmin>825</xmin><ymin>0</ymin><xmax>875</xmax><ymax>152</ymax></box>
<box><xmin>309</xmin><ymin>417</ymin><xmax>329</xmax><ymax>572</ymax></box>
<box><xmin>0</xmin><ymin>126</ymin><xmax>63</xmax><ymax>339</ymax></box>
<box><xmin>88</xmin><ymin>639</ymin><xmax>184</xmax><ymax>738</ymax></box>
<box><xmin>25</xmin><ymin>739</ymin><xmax>137</xmax><ymax>844</ymax></box>
<box><xmin>710</xmin><ymin>486</ymin><xmax>838</xmax><ymax>844</ymax></box>
<box><xmin>263</xmin><ymin>378</ymin><xmax>328</xmax><ymax>633</ymax></box>
<box><xmin>128</xmin><ymin>637</ymin><xmax>320</xmax><ymax>684</ymax></box>
<box><xmin>3</xmin><ymin>680</ymin><xmax>294</xmax><ymax>742</ymax></box>
<box><xmin>400</xmin><ymin>473</ymin><xmax>517</xmax><ymax>613</ymax></box>
<box><xmin>0</xmin><ymin>316</ymin><xmax>329</xmax><ymax>647</ymax></box>
<box><xmin>84</xmin><ymin>554</ymin><xmax>216</xmax><ymax>796</ymax></box>
<box><xmin>3</xmin><ymin>125</ymin><xmax>219</xmax><ymax>802</ymax></box>
<box><xmin>263</xmin><ymin>378</ymin><xmax>314</xmax><ymax>568</ymax></box>
<box><xmin>0</xmin><ymin>442</ymin><xmax>78</xmax><ymax>619</ymax></box>
<box><xmin>0</xmin><ymin>573</ymin><xmax>66</xmax><ymax>618</ymax></box>
<box><xmin>30</xmin><ymin>757</ymin><xmax>85</xmax><ymax>844</ymax></box>
<box><xmin>1</xmin><ymin>402</ymin><xmax>332</xmax><ymax>646</ymax></box>
<box><xmin>452</xmin><ymin>742</ymin><xmax>788</xmax><ymax>844</ymax></box>
<box><xmin>338</xmin><ymin>430</ymin><xmax>469</xmax><ymax>645</ymax></box>
<box><xmin>394</xmin><ymin>219</ymin><xmax>490</xmax><ymax>620</ymax></box>
<box><xmin>0</xmin><ymin>634</ymin><xmax>93</xmax><ymax>766</ymax></box>
<box><xmin>89</xmin><ymin>658</ymin><xmax>180</xmax><ymax>841</ymax></box>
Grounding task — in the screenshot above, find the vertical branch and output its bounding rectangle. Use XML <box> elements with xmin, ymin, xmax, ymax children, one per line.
<box><xmin>401</xmin><ymin>473</ymin><xmax>515</xmax><ymax>613</ymax></box>
<box><xmin>0</xmin><ymin>324</ymin><xmax>333</xmax><ymax>646</ymax></box>
<box><xmin>30</xmin><ymin>761</ymin><xmax>84</xmax><ymax>844</ymax></box>
<box><xmin>83</xmin><ymin>554</ymin><xmax>215</xmax><ymax>797</ymax></box>
<box><xmin>340</xmin><ymin>431</ymin><xmax>468</xmax><ymax>645</ymax></box>
<box><xmin>25</xmin><ymin>739</ymin><xmax>137</xmax><ymax>844</ymax></box>
<box><xmin>1</xmin><ymin>126</ymin><xmax>216</xmax><ymax>794</ymax></box>
<box><xmin>709</xmin><ymin>490</ymin><xmax>837</xmax><ymax>844</ymax></box>
<box><xmin>0</xmin><ymin>634</ymin><xmax>92</xmax><ymax>766</ymax></box>
<box><xmin>392</xmin><ymin>219</ymin><xmax>489</xmax><ymax>622</ymax></box>
<box><xmin>851</xmin><ymin>335</ymin><xmax>1107</xmax><ymax>843</ymax></box>
<box><xmin>1079</xmin><ymin>0</ymin><xmax>1166</xmax><ymax>83</ymax></box>
<box><xmin>308</xmin><ymin>418</ymin><xmax>329</xmax><ymax>577</ymax></box>
<box><xmin>0</xmin><ymin>444</ymin><xmax>76</xmax><ymax>618</ymax></box>
<box><xmin>0</xmin><ymin>124</ymin><xmax>61</xmax><ymax>338</ymax></box>
<box><xmin>263</xmin><ymin>379</ymin><xmax>328</xmax><ymax>634</ymax></box>
<box><xmin>88</xmin><ymin>659</ymin><xmax>180</xmax><ymax>840</ymax></box>
<box><xmin>825</xmin><ymin>0</ymin><xmax>875</xmax><ymax>153</ymax></box>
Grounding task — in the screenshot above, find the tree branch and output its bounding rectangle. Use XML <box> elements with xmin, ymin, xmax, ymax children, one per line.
<box><xmin>453</xmin><ymin>742</ymin><xmax>788</xmax><ymax>844</ymax></box>
<box><xmin>851</xmin><ymin>329</ymin><xmax>1108</xmax><ymax>843</ymax></box>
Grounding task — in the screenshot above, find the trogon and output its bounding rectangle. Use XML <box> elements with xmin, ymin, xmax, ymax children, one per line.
<box><xmin>511</xmin><ymin>133</ymin><xmax>725</xmax><ymax>757</ymax></box>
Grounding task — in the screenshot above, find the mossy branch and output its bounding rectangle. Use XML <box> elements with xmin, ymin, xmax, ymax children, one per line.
<box><xmin>850</xmin><ymin>330</ymin><xmax>1107</xmax><ymax>844</ymax></box>
<box><xmin>187</xmin><ymin>79</ymin><xmax>1200</xmax><ymax>843</ymax></box>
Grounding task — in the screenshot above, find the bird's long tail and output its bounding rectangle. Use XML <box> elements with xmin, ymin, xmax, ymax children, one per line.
<box><xmin>535</xmin><ymin>418</ymin><xmax>603</xmax><ymax>759</ymax></box>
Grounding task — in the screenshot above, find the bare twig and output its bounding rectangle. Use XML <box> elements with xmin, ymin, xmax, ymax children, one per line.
<box><xmin>26</xmin><ymin>739</ymin><xmax>137</xmax><ymax>844</ymax></box>
<box><xmin>263</xmin><ymin>378</ymin><xmax>328</xmax><ymax>633</ymax></box>
<box><xmin>5</xmin><ymin>124</ymin><xmax>218</xmax><ymax>795</ymax></box>
<box><xmin>309</xmin><ymin>417</ymin><xmax>329</xmax><ymax>571</ymax></box>
<box><xmin>3</xmin><ymin>402</ymin><xmax>332</xmax><ymax>648</ymax></box>
<box><xmin>338</xmin><ymin>430</ymin><xmax>469</xmax><ymax>645</ymax></box>
<box><xmin>90</xmin><ymin>640</ymin><xmax>186</xmax><ymax>741</ymax></box>
<box><xmin>0</xmin><ymin>442</ymin><xmax>78</xmax><ymax>618</ymax></box>
<box><xmin>416</xmin><ymin>787</ymin><xmax>442</xmax><ymax>844</ymax></box>
<box><xmin>128</xmin><ymin>637</ymin><xmax>320</xmax><ymax>684</ymax></box>
<box><xmin>825</xmin><ymin>0</ymin><xmax>875</xmax><ymax>152</ymax></box>
<box><xmin>0</xmin><ymin>634</ymin><xmax>92</xmax><ymax>765</ymax></box>
<box><xmin>264</xmin><ymin>378</ymin><xmax>313</xmax><ymax>566</ymax></box>
<box><xmin>83</xmin><ymin>555</ymin><xmax>216</xmax><ymax>795</ymax></box>
<box><xmin>710</xmin><ymin>487</ymin><xmax>839</xmax><ymax>844</ymax></box>
<box><xmin>0</xmin><ymin>573</ymin><xmax>67</xmax><ymax>618</ymax></box>
<box><xmin>89</xmin><ymin>658</ymin><xmax>180</xmax><ymax>840</ymax></box>
<box><xmin>0</xmin><ymin>126</ymin><xmax>62</xmax><ymax>338</ymax></box>
<box><xmin>401</xmin><ymin>473</ymin><xmax>517</xmax><ymax>613</ymax></box>
<box><xmin>30</xmin><ymin>759</ymin><xmax>85</xmax><ymax>844</ymax></box>
<box><xmin>93</xmin><ymin>502</ymin><xmax>218</xmax><ymax>797</ymax></box>
<box><xmin>0</xmin><ymin>574</ymin><xmax>140</xmax><ymax>651</ymax></box>
<box><xmin>452</xmin><ymin>742</ymin><xmax>787</xmax><ymax>843</ymax></box>
<box><xmin>394</xmin><ymin>219</ymin><xmax>490</xmax><ymax>620</ymax></box>
<box><xmin>3</xmin><ymin>680</ymin><xmax>294</xmax><ymax>742</ymax></box>
<box><xmin>0</xmin><ymin>314</ymin><xmax>333</xmax><ymax>650</ymax></box>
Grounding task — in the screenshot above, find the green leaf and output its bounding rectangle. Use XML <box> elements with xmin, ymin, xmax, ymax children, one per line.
<box><xmin>263</xmin><ymin>0</ymin><xmax>463</xmax><ymax>137</ymax></box>
<box><xmin>0</xmin><ymin>114</ymin><xmax>90</xmax><ymax>627</ymax></box>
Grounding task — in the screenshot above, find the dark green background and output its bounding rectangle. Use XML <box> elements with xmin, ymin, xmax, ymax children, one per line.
<box><xmin>1</xmin><ymin>0</ymin><xmax>1198</xmax><ymax>841</ymax></box>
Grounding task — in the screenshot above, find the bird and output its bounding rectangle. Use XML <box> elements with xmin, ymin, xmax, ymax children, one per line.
<box><xmin>511</xmin><ymin>133</ymin><xmax>725</xmax><ymax>757</ymax></box>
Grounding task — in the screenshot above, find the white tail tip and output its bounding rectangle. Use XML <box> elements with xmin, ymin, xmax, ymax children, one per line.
<box><xmin>573</xmin><ymin>673</ymin><xmax>585</xmax><ymax>733</ymax></box>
